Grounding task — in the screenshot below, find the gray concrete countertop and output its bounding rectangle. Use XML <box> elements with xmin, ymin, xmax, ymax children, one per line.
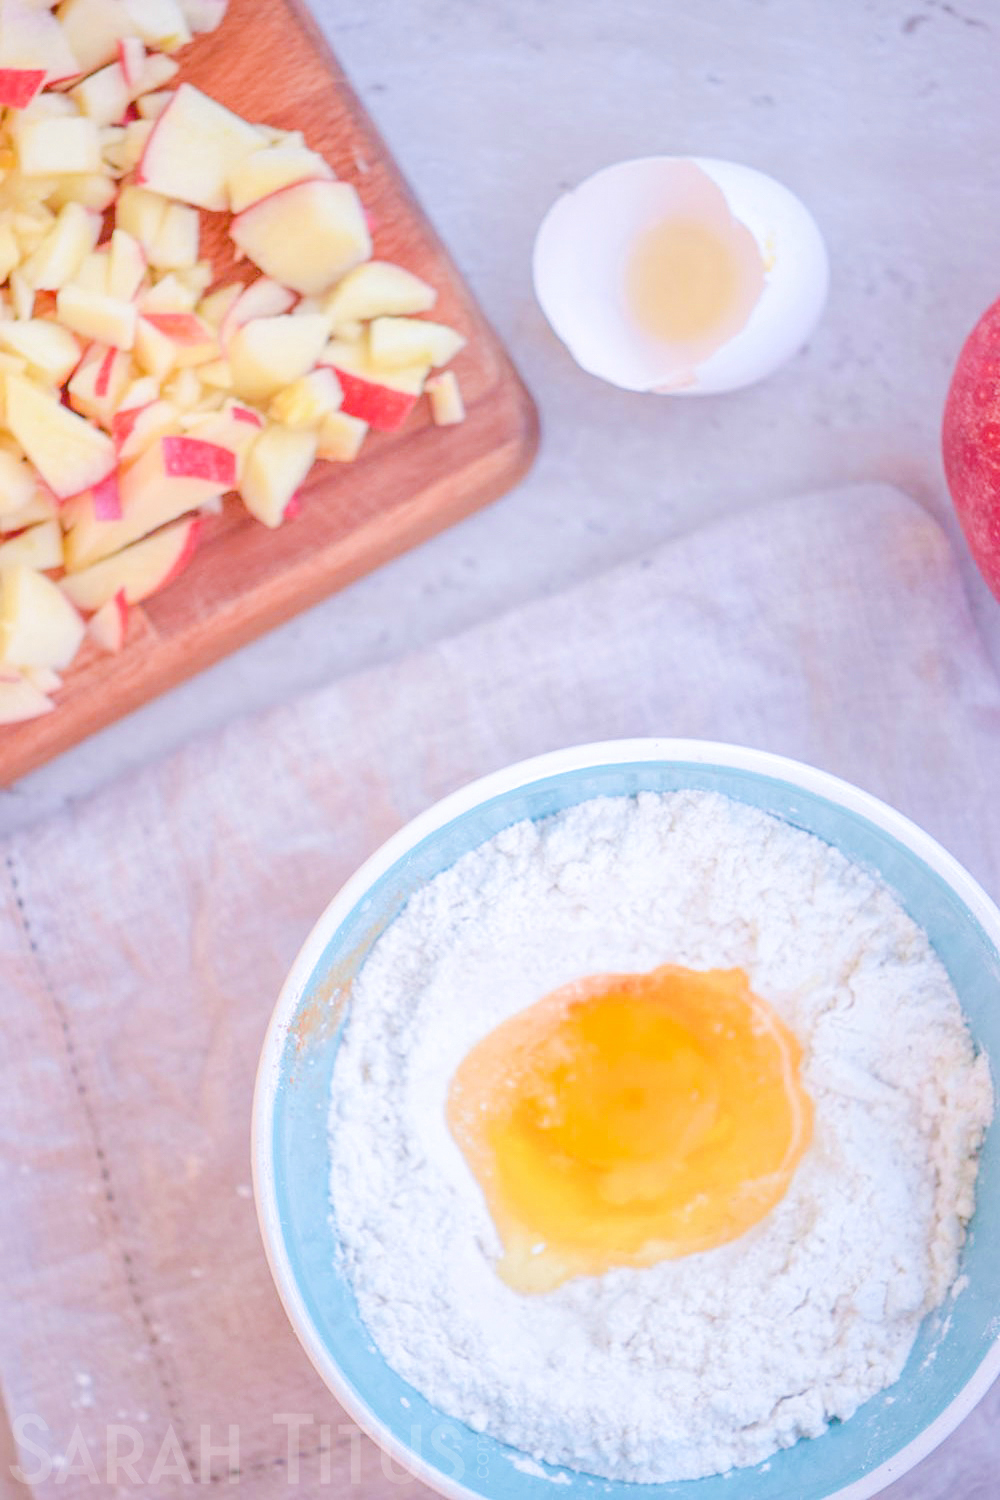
<box><xmin>2</xmin><ymin>0</ymin><xmax>999</xmax><ymax>840</ymax></box>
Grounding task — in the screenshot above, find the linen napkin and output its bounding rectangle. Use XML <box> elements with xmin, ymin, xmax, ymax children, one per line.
<box><xmin>1</xmin><ymin>484</ymin><xmax>999</xmax><ymax>1500</ymax></box>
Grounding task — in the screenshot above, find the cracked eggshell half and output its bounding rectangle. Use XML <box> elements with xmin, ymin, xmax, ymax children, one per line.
<box><xmin>532</xmin><ymin>155</ymin><xmax>829</xmax><ymax>395</ymax></box>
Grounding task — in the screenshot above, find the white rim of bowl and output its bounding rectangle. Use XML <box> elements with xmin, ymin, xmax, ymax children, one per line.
<box><xmin>252</xmin><ymin>737</ymin><xmax>1000</xmax><ymax>1500</ymax></box>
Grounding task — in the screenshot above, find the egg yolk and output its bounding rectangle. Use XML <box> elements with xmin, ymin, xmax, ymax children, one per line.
<box><xmin>447</xmin><ymin>965</ymin><xmax>812</xmax><ymax>1294</ymax></box>
<box><xmin>622</xmin><ymin>160</ymin><xmax>766</xmax><ymax>387</ymax></box>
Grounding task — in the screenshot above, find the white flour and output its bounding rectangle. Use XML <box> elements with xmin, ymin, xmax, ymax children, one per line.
<box><xmin>328</xmin><ymin>791</ymin><xmax>993</xmax><ymax>1483</ymax></box>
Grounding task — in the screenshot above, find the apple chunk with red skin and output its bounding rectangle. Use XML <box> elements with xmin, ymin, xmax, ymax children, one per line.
<box><xmin>320</xmin><ymin>341</ymin><xmax>429</xmax><ymax>431</ymax></box>
<box><xmin>61</xmin><ymin>516</ymin><xmax>202</xmax><ymax>613</ymax></box>
<box><xmin>943</xmin><ymin>294</ymin><xmax>1000</xmax><ymax>602</ymax></box>
<box><xmin>137</xmin><ymin>82</ymin><xmax>265</xmax><ymax>212</ymax></box>
<box><xmin>0</xmin><ymin>0</ymin><xmax>81</xmax><ymax>86</ymax></box>
<box><xmin>240</xmin><ymin>424</ymin><xmax>317</xmax><ymax>528</ymax></box>
<box><xmin>231</xmin><ymin>179</ymin><xmax>372</xmax><ymax>296</ymax></box>
<box><xmin>64</xmin><ymin>435</ymin><xmax>236</xmax><ymax>569</ymax></box>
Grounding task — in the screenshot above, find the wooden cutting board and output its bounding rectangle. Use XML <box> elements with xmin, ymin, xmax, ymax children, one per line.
<box><xmin>0</xmin><ymin>0</ymin><xmax>538</xmax><ymax>786</ymax></box>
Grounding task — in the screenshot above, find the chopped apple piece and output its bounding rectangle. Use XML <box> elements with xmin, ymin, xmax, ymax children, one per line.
<box><xmin>68</xmin><ymin>342</ymin><xmax>131</xmax><ymax>426</ymax></box>
<box><xmin>56</xmin><ymin>0</ymin><xmax>131</xmax><ymax>76</ymax></box>
<box><xmin>196</xmin><ymin>357</ymin><xmax>231</xmax><ymax>389</ymax></box>
<box><xmin>104</xmin><ymin>118</ymin><xmax>153</xmax><ymax>174</ymax></box>
<box><xmin>0</xmin><ymin>449</ymin><xmax>40</xmax><ymax>516</ymax></box>
<box><xmin>71</xmin><ymin>60</ymin><xmax>129</xmax><ymax>127</ymax></box>
<box><xmin>61</xmin><ymin>515</ymin><xmax>200</xmax><ymax>611</ymax></box>
<box><xmin>316</xmin><ymin>407</ymin><xmax>367</xmax><ymax>462</ymax></box>
<box><xmin>183</xmin><ymin>405</ymin><xmax>259</xmax><ymax>478</ymax></box>
<box><xmin>116</xmin><ymin>374</ymin><xmax>160</xmax><ymax>412</ymax></box>
<box><xmin>218</xmin><ymin>276</ymin><xmax>295</xmax><ymax>346</ymax></box>
<box><xmin>368</xmin><ymin>316</ymin><xmax>466</xmax><ymax>371</ymax></box>
<box><xmin>87</xmin><ymin>588</ymin><xmax>127</xmax><ymax>651</ymax></box>
<box><xmin>228</xmin><ymin>312</ymin><xmax>329</xmax><ymax>403</ymax></box>
<box><xmin>176</xmin><ymin>259</ymin><xmax>213</xmax><ymax>296</ymax></box>
<box><xmin>107</xmin><ymin>228</ymin><xmax>147</xmax><ymax>300</ymax></box>
<box><xmin>0</xmin><ymin>565</ymin><xmax>85</xmax><ymax>668</ymax></box>
<box><xmin>123</xmin><ymin>0</ymin><xmax>191</xmax><ymax>52</ymax></box>
<box><xmin>57</xmin><ymin>282</ymin><xmax>136</xmax><ymax>350</ymax></box>
<box><xmin>141</xmin><ymin>272</ymin><xmax>197</xmax><ymax>313</ymax></box>
<box><xmin>320</xmin><ymin>340</ymin><xmax>428</xmax><ymax>431</ymax></box>
<box><xmin>162</xmin><ymin>365</ymin><xmax>202</xmax><ymax>410</ymax></box>
<box><xmin>0</xmin><ymin>0</ymin><xmax>81</xmax><ymax>85</ymax></box>
<box><xmin>0</xmin><ymin>224</ymin><xmax>20</xmax><ymax>284</ymax></box>
<box><xmin>0</xmin><ymin>496</ymin><xmax>57</xmax><ymax>537</ymax></box>
<box><xmin>15</xmin><ymin>116</ymin><xmax>101</xmax><ymax>176</ymax></box>
<box><xmin>71</xmin><ymin>247</ymin><xmax>110</xmax><ymax>295</ymax></box>
<box><xmin>0</xmin><ymin>354</ymin><xmax>27</xmax><ymax>387</ymax></box>
<box><xmin>137</xmin><ymin>83</ymin><xmax>264</xmax><ymax>212</ymax></box>
<box><xmin>135</xmin><ymin>88</ymin><xmax>174</xmax><ymax>121</ymax></box>
<box><xmin>133</xmin><ymin>51</ymin><xmax>179</xmax><ymax>95</ymax></box>
<box><xmin>149</xmin><ymin>200</ymin><xmax>199</xmax><ymax>270</ymax></box>
<box><xmin>17</xmin><ymin>91</ymin><xmax>77</xmax><ymax>121</ymax></box>
<box><xmin>0</xmin><ymin>318</ymin><xmax>80</xmax><ymax>384</ymax></box>
<box><xmin>0</xmin><ymin>517</ymin><xmax>62</xmax><ymax>570</ymax></box>
<box><xmin>196</xmin><ymin>285</ymin><xmax>238</xmax><ymax>333</ymax></box>
<box><xmin>426</xmin><ymin>370</ymin><xmax>465</xmax><ymax>426</ymax></box>
<box><xmin>65</xmin><ymin>433</ymin><xmax>235</xmax><ymax>569</ymax></box>
<box><xmin>230</xmin><ymin>179</ymin><xmax>372</xmax><ymax>295</ymax></box>
<box><xmin>141</xmin><ymin>310</ymin><xmax>217</xmax><ymax>368</ymax></box>
<box><xmin>19</xmin><ymin>200</ymin><xmax>101</xmax><ymax>290</ymax></box>
<box><xmin>269</xmin><ymin>366</ymin><xmax>342</xmax><ymax>429</ymax></box>
<box><xmin>8</xmin><ymin>269</ymin><xmax>33</xmax><ymax>320</ymax></box>
<box><xmin>227</xmin><ymin>144</ymin><xmax>333</xmax><ymax>214</ymax></box>
<box><xmin>117</xmin><ymin>37</ymin><xmax>145</xmax><ymax>92</ymax></box>
<box><xmin>112</xmin><ymin>396</ymin><xmax>178</xmax><ymax>460</ymax></box>
<box><xmin>116</xmin><ymin>184</ymin><xmax>168</xmax><ymax>256</ymax></box>
<box><xmin>48</xmin><ymin>172</ymin><xmax>118</xmax><ymax>213</ymax></box>
<box><xmin>240</xmin><ymin>423</ymin><xmax>316</xmax><ymax>527</ymax></box>
<box><xmin>5</xmin><ymin>372</ymin><xmax>115</xmax><ymax>497</ymax></box>
<box><xmin>323</xmin><ymin>260</ymin><xmax>436</xmax><ymax>325</ymax></box>
<box><xmin>0</xmin><ymin>671</ymin><xmax>52</xmax><ymax>722</ymax></box>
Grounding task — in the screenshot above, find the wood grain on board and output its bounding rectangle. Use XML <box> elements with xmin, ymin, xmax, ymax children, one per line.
<box><xmin>0</xmin><ymin>0</ymin><xmax>538</xmax><ymax>785</ymax></box>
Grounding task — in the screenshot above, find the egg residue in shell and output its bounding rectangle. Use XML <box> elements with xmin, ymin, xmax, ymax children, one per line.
<box><xmin>447</xmin><ymin>963</ymin><xmax>814</xmax><ymax>1294</ymax></box>
<box><xmin>532</xmin><ymin>155</ymin><xmax>829</xmax><ymax>395</ymax></box>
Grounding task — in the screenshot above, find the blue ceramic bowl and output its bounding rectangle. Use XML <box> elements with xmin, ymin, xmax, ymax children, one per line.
<box><xmin>253</xmin><ymin>740</ymin><xmax>1000</xmax><ymax>1500</ymax></box>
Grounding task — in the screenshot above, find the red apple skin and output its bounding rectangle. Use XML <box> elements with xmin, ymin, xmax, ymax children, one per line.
<box><xmin>92</xmin><ymin>469</ymin><xmax>122</xmax><ymax>520</ymax></box>
<box><xmin>326</xmin><ymin>366</ymin><xmax>417</xmax><ymax>431</ymax></box>
<box><xmin>95</xmin><ymin>347</ymin><xmax>116</xmax><ymax>399</ymax></box>
<box><xmin>161</xmin><ymin>435</ymin><xmax>237</xmax><ymax>486</ymax></box>
<box><xmin>232</xmin><ymin>405</ymin><xmax>262</xmax><ymax>427</ymax></box>
<box><xmin>112</xmin><ymin>403</ymin><xmax>151</xmax><ymax>450</ymax></box>
<box><xmin>0</xmin><ymin>68</ymin><xmax>45</xmax><ymax>108</ymax></box>
<box><xmin>943</xmin><ymin>295</ymin><xmax>1000</xmax><ymax>601</ymax></box>
<box><xmin>144</xmin><ymin>313</ymin><xmax>211</xmax><ymax>344</ymax></box>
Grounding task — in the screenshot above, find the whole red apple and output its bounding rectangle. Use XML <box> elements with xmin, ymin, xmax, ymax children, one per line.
<box><xmin>943</xmin><ymin>296</ymin><xmax>1000</xmax><ymax>601</ymax></box>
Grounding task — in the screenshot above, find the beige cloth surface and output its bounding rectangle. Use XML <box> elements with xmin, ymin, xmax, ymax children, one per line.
<box><xmin>1</xmin><ymin>483</ymin><xmax>999</xmax><ymax>1499</ymax></box>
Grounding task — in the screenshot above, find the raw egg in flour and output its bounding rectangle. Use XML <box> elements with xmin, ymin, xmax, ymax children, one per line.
<box><xmin>447</xmin><ymin>965</ymin><xmax>813</xmax><ymax>1293</ymax></box>
<box><xmin>532</xmin><ymin>156</ymin><xmax>829</xmax><ymax>393</ymax></box>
